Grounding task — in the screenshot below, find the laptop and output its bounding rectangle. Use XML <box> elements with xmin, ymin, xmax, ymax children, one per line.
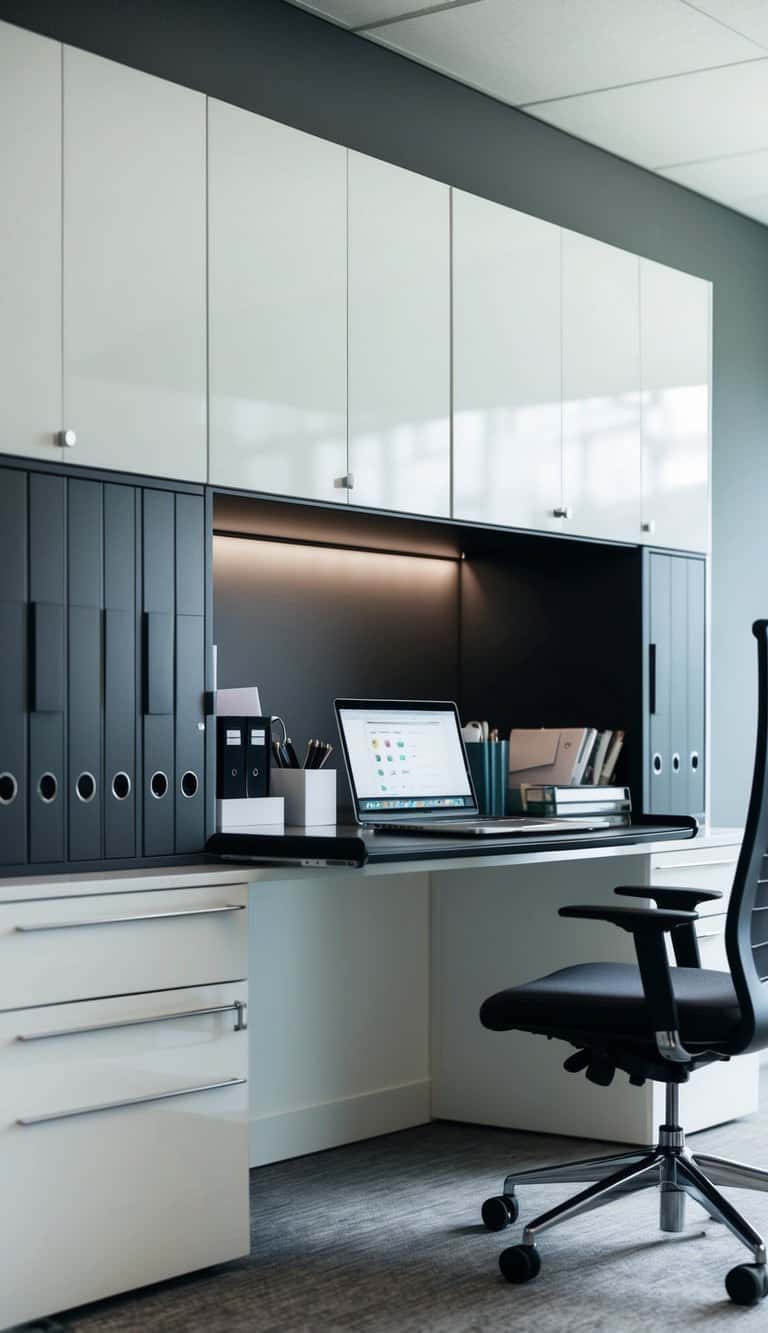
<box><xmin>334</xmin><ymin>698</ymin><xmax>599</xmax><ymax>838</ymax></box>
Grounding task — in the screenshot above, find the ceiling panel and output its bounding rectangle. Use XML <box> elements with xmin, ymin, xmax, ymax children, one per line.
<box><xmin>526</xmin><ymin>61</ymin><xmax>768</xmax><ymax>170</ymax></box>
<box><xmin>659</xmin><ymin>149</ymin><xmax>768</xmax><ymax>206</ymax></box>
<box><xmin>362</xmin><ymin>0</ymin><xmax>762</xmax><ymax>105</ymax></box>
<box><xmin>286</xmin><ymin>1</ymin><xmax>468</xmax><ymax>27</ymax></box>
<box><xmin>685</xmin><ymin>0</ymin><xmax>768</xmax><ymax>50</ymax></box>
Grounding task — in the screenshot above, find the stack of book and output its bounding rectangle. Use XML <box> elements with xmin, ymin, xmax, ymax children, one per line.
<box><xmin>521</xmin><ymin>783</ymin><xmax>632</xmax><ymax>825</ymax></box>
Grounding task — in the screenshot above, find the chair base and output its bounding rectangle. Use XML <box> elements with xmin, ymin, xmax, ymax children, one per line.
<box><xmin>483</xmin><ymin>1089</ymin><xmax>768</xmax><ymax>1302</ymax></box>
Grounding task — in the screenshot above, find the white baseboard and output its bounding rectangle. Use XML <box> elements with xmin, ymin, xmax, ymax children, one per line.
<box><xmin>249</xmin><ymin>1079</ymin><xmax>431</xmax><ymax>1167</ymax></box>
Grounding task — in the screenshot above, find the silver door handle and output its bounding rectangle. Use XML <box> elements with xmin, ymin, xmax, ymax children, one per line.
<box><xmin>15</xmin><ymin>903</ymin><xmax>245</xmax><ymax>932</ymax></box>
<box><xmin>17</xmin><ymin>1000</ymin><xmax>247</xmax><ymax>1042</ymax></box>
<box><xmin>552</xmin><ymin>505</ymin><xmax>572</xmax><ymax>519</ymax></box>
<box><xmin>17</xmin><ymin>1076</ymin><xmax>246</xmax><ymax>1126</ymax></box>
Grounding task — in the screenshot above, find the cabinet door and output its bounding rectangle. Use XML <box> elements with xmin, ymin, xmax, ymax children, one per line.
<box><xmin>63</xmin><ymin>48</ymin><xmax>206</xmax><ymax>481</ymax></box>
<box><xmin>452</xmin><ymin>191</ymin><xmax>562</xmax><ymax>531</ymax></box>
<box><xmin>348</xmin><ymin>153</ymin><xmax>450</xmax><ymax>516</ymax></box>
<box><xmin>0</xmin><ymin>22</ymin><xmax>63</xmax><ymax>461</ymax></box>
<box><xmin>562</xmin><ymin>231</ymin><xmax>642</xmax><ymax>542</ymax></box>
<box><xmin>208</xmin><ymin>101</ymin><xmax>347</xmax><ymax>501</ymax></box>
<box><xmin>640</xmin><ymin>259</ymin><xmax>711</xmax><ymax>553</ymax></box>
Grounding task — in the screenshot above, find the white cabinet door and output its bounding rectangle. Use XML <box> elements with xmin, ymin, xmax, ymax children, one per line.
<box><xmin>561</xmin><ymin>230</ymin><xmax>642</xmax><ymax>542</ymax></box>
<box><xmin>63</xmin><ymin>48</ymin><xmax>206</xmax><ymax>481</ymax></box>
<box><xmin>208</xmin><ymin>102</ymin><xmax>347</xmax><ymax>501</ymax></box>
<box><xmin>348</xmin><ymin>153</ymin><xmax>449</xmax><ymax>516</ymax></box>
<box><xmin>452</xmin><ymin>191</ymin><xmax>562</xmax><ymax>532</ymax></box>
<box><xmin>0</xmin><ymin>22</ymin><xmax>63</xmax><ymax>461</ymax></box>
<box><xmin>640</xmin><ymin>259</ymin><xmax>711</xmax><ymax>553</ymax></box>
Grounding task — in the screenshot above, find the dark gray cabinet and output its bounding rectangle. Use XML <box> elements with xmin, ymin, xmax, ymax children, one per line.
<box><xmin>644</xmin><ymin>550</ymin><xmax>705</xmax><ymax>818</ymax></box>
<box><xmin>0</xmin><ymin>461</ymin><xmax>208</xmax><ymax>870</ymax></box>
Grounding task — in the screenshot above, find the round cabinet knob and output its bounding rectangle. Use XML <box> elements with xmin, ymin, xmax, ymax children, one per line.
<box><xmin>642</xmin><ymin>519</ymin><xmax>656</xmax><ymax>534</ymax></box>
<box><xmin>552</xmin><ymin>506</ymin><xmax>572</xmax><ymax>520</ymax></box>
<box><xmin>58</xmin><ymin>428</ymin><xmax>77</xmax><ymax>449</ymax></box>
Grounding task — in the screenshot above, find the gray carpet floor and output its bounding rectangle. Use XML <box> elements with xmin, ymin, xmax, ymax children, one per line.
<box><xmin>48</xmin><ymin>1073</ymin><xmax>768</xmax><ymax>1332</ymax></box>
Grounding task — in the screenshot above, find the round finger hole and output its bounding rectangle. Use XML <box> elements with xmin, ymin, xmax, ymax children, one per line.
<box><xmin>112</xmin><ymin>772</ymin><xmax>131</xmax><ymax>800</ymax></box>
<box><xmin>0</xmin><ymin>772</ymin><xmax>18</xmax><ymax>805</ymax></box>
<box><xmin>672</xmin><ymin>753</ymin><xmax>681</xmax><ymax>773</ymax></box>
<box><xmin>150</xmin><ymin>770</ymin><xmax>168</xmax><ymax>799</ymax></box>
<box><xmin>76</xmin><ymin>772</ymin><xmax>96</xmax><ymax>803</ymax></box>
<box><xmin>653</xmin><ymin>753</ymin><xmax>663</xmax><ymax>775</ymax></box>
<box><xmin>691</xmin><ymin>752</ymin><xmax>699</xmax><ymax>771</ymax></box>
<box><xmin>38</xmin><ymin>772</ymin><xmax>57</xmax><ymax>803</ymax></box>
<box><xmin>180</xmin><ymin>770</ymin><xmax>198</xmax><ymax>799</ymax></box>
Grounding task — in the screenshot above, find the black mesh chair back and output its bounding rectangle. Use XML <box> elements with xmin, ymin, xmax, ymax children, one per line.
<box><xmin>726</xmin><ymin>619</ymin><xmax>768</xmax><ymax>1054</ymax></box>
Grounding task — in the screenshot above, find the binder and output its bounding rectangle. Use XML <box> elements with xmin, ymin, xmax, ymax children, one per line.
<box><xmin>103</xmin><ymin>484</ymin><xmax>137</xmax><ymax>859</ymax></box>
<box><xmin>245</xmin><ymin>717</ymin><xmax>271</xmax><ymax>798</ymax></box>
<box><xmin>174</xmin><ymin>494</ymin><xmax>205</xmax><ymax>853</ymax></box>
<box><xmin>67</xmin><ymin>479</ymin><xmax>103</xmax><ymax>862</ymax></box>
<box><xmin>28</xmin><ymin>473</ymin><xmax>65</xmax><ymax>864</ymax></box>
<box><xmin>508</xmin><ymin>727</ymin><xmax>597</xmax><ymax>789</ymax></box>
<box><xmin>217</xmin><ymin>716</ymin><xmax>246</xmax><ymax>799</ymax></box>
<box><xmin>0</xmin><ymin>468</ymin><xmax>28</xmax><ymax>865</ymax></box>
<box><xmin>142</xmin><ymin>489</ymin><xmax>175</xmax><ymax>856</ymax></box>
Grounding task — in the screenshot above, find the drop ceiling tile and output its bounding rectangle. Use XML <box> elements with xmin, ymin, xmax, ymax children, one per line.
<box><xmin>685</xmin><ymin>0</ymin><xmax>768</xmax><ymax>50</ymax></box>
<box><xmin>363</xmin><ymin>0</ymin><xmax>762</xmax><ymax>105</ymax></box>
<box><xmin>659</xmin><ymin>148</ymin><xmax>768</xmax><ymax>205</ymax></box>
<box><xmin>527</xmin><ymin>60</ymin><xmax>768</xmax><ymax>170</ymax></box>
<box><xmin>285</xmin><ymin>1</ymin><xmax>465</xmax><ymax>27</ymax></box>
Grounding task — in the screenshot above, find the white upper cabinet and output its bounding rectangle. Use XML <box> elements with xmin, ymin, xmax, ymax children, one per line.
<box><xmin>452</xmin><ymin>191</ymin><xmax>563</xmax><ymax>532</ymax></box>
<box><xmin>63</xmin><ymin>48</ymin><xmax>206</xmax><ymax>481</ymax></box>
<box><xmin>348</xmin><ymin>153</ymin><xmax>450</xmax><ymax>517</ymax></box>
<box><xmin>640</xmin><ymin>259</ymin><xmax>711</xmax><ymax>553</ymax></box>
<box><xmin>561</xmin><ymin>231</ymin><xmax>643</xmax><ymax>543</ymax></box>
<box><xmin>208</xmin><ymin>103</ymin><xmax>347</xmax><ymax>502</ymax></box>
<box><xmin>0</xmin><ymin>22</ymin><xmax>63</xmax><ymax>461</ymax></box>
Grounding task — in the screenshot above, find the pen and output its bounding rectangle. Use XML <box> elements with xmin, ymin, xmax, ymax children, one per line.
<box><xmin>284</xmin><ymin>738</ymin><xmax>299</xmax><ymax>769</ymax></box>
<box><xmin>304</xmin><ymin>739</ymin><xmax>318</xmax><ymax>769</ymax></box>
<box><xmin>271</xmin><ymin>739</ymin><xmax>283</xmax><ymax>768</ymax></box>
<box><xmin>317</xmin><ymin>743</ymin><xmax>333</xmax><ymax>770</ymax></box>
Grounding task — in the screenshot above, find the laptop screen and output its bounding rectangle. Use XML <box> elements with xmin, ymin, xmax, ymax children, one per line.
<box><xmin>335</xmin><ymin>700</ymin><xmax>476</xmax><ymax>818</ymax></box>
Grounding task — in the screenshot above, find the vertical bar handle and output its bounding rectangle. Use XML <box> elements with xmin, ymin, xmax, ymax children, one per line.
<box><xmin>649</xmin><ymin>643</ymin><xmax>657</xmax><ymax>716</ymax></box>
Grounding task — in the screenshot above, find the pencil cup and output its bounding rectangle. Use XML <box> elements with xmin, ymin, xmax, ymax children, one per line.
<box><xmin>466</xmin><ymin>741</ymin><xmax>508</xmax><ymax>817</ymax></box>
<box><xmin>269</xmin><ymin>768</ymin><xmax>337</xmax><ymax>826</ymax></box>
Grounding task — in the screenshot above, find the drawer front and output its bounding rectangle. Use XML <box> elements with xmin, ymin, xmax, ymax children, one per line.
<box><xmin>697</xmin><ymin>919</ymin><xmax>729</xmax><ymax>972</ymax></box>
<box><xmin>0</xmin><ymin>883</ymin><xmax>247</xmax><ymax>1009</ymax></box>
<box><xmin>651</xmin><ymin>849</ymin><xmax>739</xmax><ymax>916</ymax></box>
<box><xmin>0</xmin><ymin>982</ymin><xmax>249</xmax><ymax>1328</ymax></box>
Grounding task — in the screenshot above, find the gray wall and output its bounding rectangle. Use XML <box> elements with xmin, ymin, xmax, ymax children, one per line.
<box><xmin>3</xmin><ymin>0</ymin><xmax>768</xmax><ymax>822</ymax></box>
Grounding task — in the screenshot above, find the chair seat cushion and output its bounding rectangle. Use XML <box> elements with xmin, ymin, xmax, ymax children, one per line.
<box><xmin>480</xmin><ymin>962</ymin><xmax>741</xmax><ymax>1045</ymax></box>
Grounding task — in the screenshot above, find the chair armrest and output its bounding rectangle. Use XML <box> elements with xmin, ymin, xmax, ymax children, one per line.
<box><xmin>614</xmin><ymin>886</ymin><xmax>722</xmax><ymax>967</ymax></box>
<box><xmin>559</xmin><ymin>904</ymin><xmax>698</xmax><ymax>1063</ymax></box>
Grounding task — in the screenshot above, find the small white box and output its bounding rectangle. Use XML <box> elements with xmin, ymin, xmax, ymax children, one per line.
<box><xmin>216</xmin><ymin>686</ymin><xmax>262</xmax><ymax>716</ymax></box>
<box><xmin>269</xmin><ymin>769</ymin><xmax>337</xmax><ymax>826</ymax></box>
<box><xmin>217</xmin><ymin>796</ymin><xmax>284</xmax><ymax>831</ymax></box>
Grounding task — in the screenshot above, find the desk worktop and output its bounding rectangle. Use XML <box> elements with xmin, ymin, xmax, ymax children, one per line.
<box><xmin>0</xmin><ymin>826</ymin><xmax>743</xmax><ymax>899</ymax></box>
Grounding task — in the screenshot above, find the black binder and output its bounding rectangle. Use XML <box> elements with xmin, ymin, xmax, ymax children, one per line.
<box><xmin>217</xmin><ymin>716</ymin><xmax>246</xmax><ymax>799</ymax></box>
<box><xmin>28</xmin><ymin>473</ymin><xmax>65</xmax><ymax>864</ymax></box>
<box><xmin>104</xmin><ymin>484</ymin><xmax>138</xmax><ymax>860</ymax></box>
<box><xmin>143</xmin><ymin>489</ymin><xmax>175</xmax><ymax>856</ymax></box>
<box><xmin>0</xmin><ymin>468</ymin><xmax>28</xmax><ymax>866</ymax></box>
<box><xmin>245</xmin><ymin>717</ymin><xmax>271</xmax><ymax>797</ymax></box>
<box><xmin>174</xmin><ymin>494</ymin><xmax>206</xmax><ymax>853</ymax></box>
<box><xmin>67</xmin><ymin>479</ymin><xmax>103</xmax><ymax>862</ymax></box>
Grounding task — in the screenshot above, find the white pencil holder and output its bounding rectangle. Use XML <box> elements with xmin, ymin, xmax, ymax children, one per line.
<box><xmin>269</xmin><ymin>768</ymin><xmax>337</xmax><ymax>826</ymax></box>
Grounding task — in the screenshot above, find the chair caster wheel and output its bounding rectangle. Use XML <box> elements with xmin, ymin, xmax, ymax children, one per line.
<box><xmin>499</xmin><ymin>1243</ymin><xmax>541</xmax><ymax>1284</ymax></box>
<box><xmin>725</xmin><ymin>1263</ymin><xmax>768</xmax><ymax>1306</ymax></box>
<box><xmin>481</xmin><ymin>1193</ymin><xmax>519</xmax><ymax>1231</ymax></box>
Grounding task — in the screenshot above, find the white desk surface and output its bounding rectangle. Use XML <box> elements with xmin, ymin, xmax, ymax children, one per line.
<box><xmin>0</xmin><ymin>827</ymin><xmax>743</xmax><ymax>900</ymax></box>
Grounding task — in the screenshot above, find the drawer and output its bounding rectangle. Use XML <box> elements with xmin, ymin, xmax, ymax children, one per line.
<box><xmin>650</xmin><ymin>850</ymin><xmax>739</xmax><ymax>915</ymax></box>
<box><xmin>0</xmin><ymin>982</ymin><xmax>249</xmax><ymax>1329</ymax></box>
<box><xmin>0</xmin><ymin>883</ymin><xmax>248</xmax><ymax>1010</ymax></box>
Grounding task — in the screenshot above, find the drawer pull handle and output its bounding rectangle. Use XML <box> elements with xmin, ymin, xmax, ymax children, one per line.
<box><xmin>15</xmin><ymin>903</ymin><xmax>245</xmax><ymax>932</ymax></box>
<box><xmin>17</xmin><ymin>1076</ymin><xmax>246</xmax><ymax>1126</ymax></box>
<box><xmin>696</xmin><ymin>930</ymin><xmax>723</xmax><ymax>940</ymax></box>
<box><xmin>17</xmin><ymin>1000</ymin><xmax>247</xmax><ymax>1042</ymax></box>
<box><xmin>651</xmin><ymin>859</ymin><xmax>736</xmax><ymax>871</ymax></box>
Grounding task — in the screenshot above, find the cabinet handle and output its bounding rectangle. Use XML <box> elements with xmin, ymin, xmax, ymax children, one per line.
<box><xmin>642</xmin><ymin>519</ymin><xmax>656</xmax><ymax>534</ymax></box>
<box><xmin>17</xmin><ymin>1076</ymin><xmax>246</xmax><ymax>1126</ymax></box>
<box><xmin>652</xmin><ymin>859</ymin><xmax>736</xmax><ymax>871</ymax></box>
<box><xmin>649</xmin><ymin>643</ymin><xmax>657</xmax><ymax>715</ymax></box>
<box><xmin>17</xmin><ymin>1000</ymin><xmax>247</xmax><ymax>1042</ymax></box>
<box><xmin>15</xmin><ymin>903</ymin><xmax>245</xmax><ymax>932</ymax></box>
<box><xmin>334</xmin><ymin>473</ymin><xmax>355</xmax><ymax>490</ymax></box>
<box><xmin>552</xmin><ymin>505</ymin><xmax>572</xmax><ymax>519</ymax></box>
<box><xmin>57</xmin><ymin>428</ymin><xmax>77</xmax><ymax>449</ymax></box>
<box><xmin>696</xmin><ymin>928</ymin><xmax>723</xmax><ymax>940</ymax></box>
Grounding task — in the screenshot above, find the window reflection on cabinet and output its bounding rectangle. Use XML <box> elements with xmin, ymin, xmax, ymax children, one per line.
<box><xmin>208</xmin><ymin>102</ymin><xmax>347</xmax><ymax>502</ymax></box>
<box><xmin>561</xmin><ymin>230</ymin><xmax>642</xmax><ymax>543</ymax></box>
<box><xmin>452</xmin><ymin>191</ymin><xmax>563</xmax><ymax>532</ymax></box>
<box><xmin>348</xmin><ymin>153</ymin><xmax>450</xmax><ymax>517</ymax></box>
<box><xmin>640</xmin><ymin>259</ymin><xmax>710</xmax><ymax>553</ymax></box>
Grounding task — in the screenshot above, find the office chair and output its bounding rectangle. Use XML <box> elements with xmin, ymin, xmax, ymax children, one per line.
<box><xmin>479</xmin><ymin>620</ymin><xmax>768</xmax><ymax>1306</ymax></box>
